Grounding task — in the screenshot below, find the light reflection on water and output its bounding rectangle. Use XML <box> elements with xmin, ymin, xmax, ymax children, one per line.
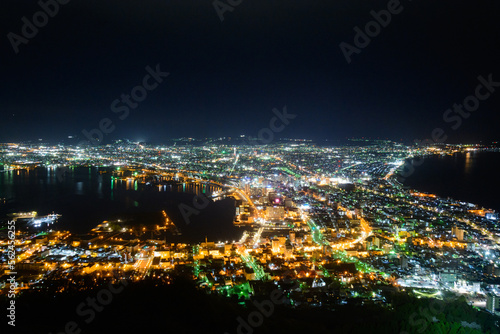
<box><xmin>403</xmin><ymin>151</ymin><xmax>500</xmax><ymax>212</ymax></box>
<box><xmin>464</xmin><ymin>152</ymin><xmax>473</xmax><ymax>174</ymax></box>
<box><xmin>0</xmin><ymin>167</ymin><xmax>236</xmax><ymax>241</ymax></box>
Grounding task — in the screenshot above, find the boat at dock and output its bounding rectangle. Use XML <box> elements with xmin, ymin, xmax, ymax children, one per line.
<box><xmin>7</xmin><ymin>211</ymin><xmax>61</xmax><ymax>227</ymax></box>
<box><xmin>8</xmin><ymin>211</ymin><xmax>38</xmax><ymax>219</ymax></box>
<box><xmin>29</xmin><ymin>213</ymin><xmax>61</xmax><ymax>227</ymax></box>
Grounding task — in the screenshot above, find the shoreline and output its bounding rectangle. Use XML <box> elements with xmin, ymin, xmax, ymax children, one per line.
<box><xmin>394</xmin><ymin>151</ymin><xmax>500</xmax><ymax>213</ymax></box>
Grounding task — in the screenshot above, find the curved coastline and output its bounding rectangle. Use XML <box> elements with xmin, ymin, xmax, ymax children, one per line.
<box><xmin>394</xmin><ymin>150</ymin><xmax>500</xmax><ymax>212</ymax></box>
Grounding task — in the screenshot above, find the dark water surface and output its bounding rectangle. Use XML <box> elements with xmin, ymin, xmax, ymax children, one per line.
<box><xmin>0</xmin><ymin>167</ymin><xmax>241</xmax><ymax>242</ymax></box>
<box><xmin>401</xmin><ymin>151</ymin><xmax>500</xmax><ymax>212</ymax></box>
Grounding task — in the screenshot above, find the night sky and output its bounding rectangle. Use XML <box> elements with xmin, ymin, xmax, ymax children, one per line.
<box><xmin>1</xmin><ymin>0</ymin><xmax>499</xmax><ymax>144</ymax></box>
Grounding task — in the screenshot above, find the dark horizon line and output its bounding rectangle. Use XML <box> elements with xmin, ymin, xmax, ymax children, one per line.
<box><xmin>0</xmin><ymin>137</ymin><xmax>498</xmax><ymax>147</ymax></box>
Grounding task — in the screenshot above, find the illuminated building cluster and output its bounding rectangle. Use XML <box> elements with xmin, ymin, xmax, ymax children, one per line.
<box><xmin>1</xmin><ymin>139</ymin><xmax>499</xmax><ymax>315</ymax></box>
